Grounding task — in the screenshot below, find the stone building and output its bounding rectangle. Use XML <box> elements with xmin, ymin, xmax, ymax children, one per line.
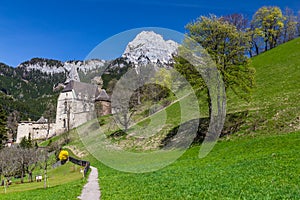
<box><xmin>16</xmin><ymin>66</ymin><xmax>111</xmax><ymax>142</ymax></box>
<box><xmin>55</xmin><ymin>80</ymin><xmax>101</xmax><ymax>134</ymax></box>
<box><xmin>16</xmin><ymin>116</ymin><xmax>55</xmax><ymax>143</ymax></box>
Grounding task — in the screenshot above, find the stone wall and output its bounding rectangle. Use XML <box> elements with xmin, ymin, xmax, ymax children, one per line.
<box><xmin>16</xmin><ymin>122</ymin><xmax>55</xmax><ymax>143</ymax></box>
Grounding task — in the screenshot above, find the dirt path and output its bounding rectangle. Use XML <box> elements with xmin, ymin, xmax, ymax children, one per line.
<box><xmin>78</xmin><ymin>166</ymin><xmax>101</xmax><ymax>200</ymax></box>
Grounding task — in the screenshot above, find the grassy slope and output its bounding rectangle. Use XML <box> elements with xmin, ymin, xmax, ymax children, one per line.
<box><xmin>0</xmin><ymin>160</ymin><xmax>86</xmax><ymax>200</ymax></box>
<box><xmin>249</xmin><ymin>38</ymin><xmax>300</xmax><ymax>133</ymax></box>
<box><xmin>0</xmin><ymin>179</ymin><xmax>84</xmax><ymax>200</ymax></box>
<box><xmin>94</xmin><ymin>131</ymin><xmax>300</xmax><ymax>199</ymax></box>
<box><xmin>92</xmin><ymin>38</ymin><xmax>300</xmax><ymax>199</ymax></box>
<box><xmin>228</xmin><ymin>38</ymin><xmax>300</xmax><ymax>134</ymax></box>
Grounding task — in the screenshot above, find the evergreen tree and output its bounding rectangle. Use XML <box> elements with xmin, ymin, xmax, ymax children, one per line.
<box><xmin>0</xmin><ymin>104</ymin><xmax>8</xmax><ymax>149</ymax></box>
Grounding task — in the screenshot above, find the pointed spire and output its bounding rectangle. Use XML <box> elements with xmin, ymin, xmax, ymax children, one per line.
<box><xmin>65</xmin><ymin>65</ymin><xmax>80</xmax><ymax>83</ymax></box>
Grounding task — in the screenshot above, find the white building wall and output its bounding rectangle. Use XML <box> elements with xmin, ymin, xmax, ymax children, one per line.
<box><xmin>16</xmin><ymin>122</ymin><xmax>56</xmax><ymax>143</ymax></box>
<box><xmin>16</xmin><ymin>123</ymin><xmax>32</xmax><ymax>143</ymax></box>
<box><xmin>55</xmin><ymin>89</ymin><xmax>96</xmax><ymax>135</ymax></box>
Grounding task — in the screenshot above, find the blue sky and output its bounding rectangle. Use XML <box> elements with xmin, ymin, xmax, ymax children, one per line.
<box><xmin>0</xmin><ymin>0</ymin><xmax>299</xmax><ymax>66</ymax></box>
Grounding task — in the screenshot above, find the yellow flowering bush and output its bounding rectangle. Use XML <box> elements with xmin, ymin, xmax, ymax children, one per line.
<box><xmin>58</xmin><ymin>150</ymin><xmax>69</xmax><ymax>161</ymax></box>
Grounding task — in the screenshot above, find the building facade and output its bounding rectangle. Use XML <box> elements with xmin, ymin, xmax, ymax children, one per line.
<box><xmin>16</xmin><ymin>117</ymin><xmax>55</xmax><ymax>143</ymax></box>
<box><xmin>16</xmin><ymin>66</ymin><xmax>111</xmax><ymax>143</ymax></box>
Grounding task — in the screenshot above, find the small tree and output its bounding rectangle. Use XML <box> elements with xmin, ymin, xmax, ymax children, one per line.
<box><xmin>0</xmin><ymin>148</ymin><xmax>19</xmax><ymax>193</ymax></box>
<box><xmin>251</xmin><ymin>6</ymin><xmax>285</xmax><ymax>51</ymax></box>
<box><xmin>16</xmin><ymin>147</ymin><xmax>39</xmax><ymax>183</ymax></box>
<box><xmin>19</xmin><ymin>135</ymin><xmax>32</xmax><ymax>149</ymax></box>
<box><xmin>282</xmin><ymin>7</ymin><xmax>298</xmax><ymax>43</ymax></box>
<box><xmin>38</xmin><ymin>148</ymin><xmax>50</xmax><ymax>189</ymax></box>
<box><xmin>26</xmin><ymin>148</ymin><xmax>40</xmax><ymax>182</ymax></box>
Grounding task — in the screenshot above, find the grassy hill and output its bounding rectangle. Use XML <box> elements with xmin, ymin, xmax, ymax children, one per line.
<box><xmin>1</xmin><ymin>38</ymin><xmax>299</xmax><ymax>199</ymax></box>
<box><xmin>250</xmin><ymin>38</ymin><xmax>300</xmax><ymax>132</ymax></box>
<box><xmin>94</xmin><ymin>131</ymin><xmax>300</xmax><ymax>199</ymax></box>
<box><xmin>227</xmin><ymin>37</ymin><xmax>300</xmax><ymax>135</ymax></box>
<box><xmin>88</xmin><ymin>38</ymin><xmax>300</xmax><ymax>199</ymax></box>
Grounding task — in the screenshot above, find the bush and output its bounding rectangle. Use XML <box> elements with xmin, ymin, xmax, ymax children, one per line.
<box><xmin>58</xmin><ymin>150</ymin><xmax>69</xmax><ymax>161</ymax></box>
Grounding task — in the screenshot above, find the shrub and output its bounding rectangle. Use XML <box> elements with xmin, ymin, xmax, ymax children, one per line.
<box><xmin>58</xmin><ymin>150</ymin><xmax>69</xmax><ymax>161</ymax></box>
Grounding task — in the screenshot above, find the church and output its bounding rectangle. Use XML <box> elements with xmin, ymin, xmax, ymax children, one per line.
<box><xmin>16</xmin><ymin>67</ymin><xmax>111</xmax><ymax>143</ymax></box>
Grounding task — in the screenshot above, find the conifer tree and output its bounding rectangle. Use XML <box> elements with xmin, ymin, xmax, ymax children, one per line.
<box><xmin>0</xmin><ymin>105</ymin><xmax>7</xmax><ymax>149</ymax></box>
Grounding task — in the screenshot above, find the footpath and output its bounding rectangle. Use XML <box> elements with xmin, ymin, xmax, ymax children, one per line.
<box><xmin>78</xmin><ymin>166</ymin><xmax>101</xmax><ymax>200</ymax></box>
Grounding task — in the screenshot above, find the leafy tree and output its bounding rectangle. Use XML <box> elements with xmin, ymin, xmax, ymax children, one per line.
<box><xmin>0</xmin><ymin>105</ymin><xmax>7</xmax><ymax>149</ymax></box>
<box><xmin>251</xmin><ymin>6</ymin><xmax>285</xmax><ymax>51</ymax></box>
<box><xmin>247</xmin><ymin>24</ymin><xmax>266</xmax><ymax>57</ymax></box>
<box><xmin>173</xmin><ymin>56</ymin><xmax>206</xmax><ymax>98</ymax></box>
<box><xmin>223</xmin><ymin>13</ymin><xmax>249</xmax><ymax>31</ymax></box>
<box><xmin>282</xmin><ymin>7</ymin><xmax>298</xmax><ymax>43</ymax></box>
<box><xmin>184</xmin><ymin>14</ymin><xmax>255</xmax><ymax>108</ymax></box>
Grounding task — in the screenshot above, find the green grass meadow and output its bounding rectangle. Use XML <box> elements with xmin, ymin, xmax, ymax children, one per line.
<box><xmin>93</xmin><ymin>131</ymin><xmax>300</xmax><ymax>199</ymax></box>
<box><xmin>0</xmin><ymin>162</ymin><xmax>86</xmax><ymax>199</ymax></box>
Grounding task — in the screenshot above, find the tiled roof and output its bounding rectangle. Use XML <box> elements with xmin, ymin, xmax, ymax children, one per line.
<box><xmin>62</xmin><ymin>81</ymin><xmax>99</xmax><ymax>100</ymax></box>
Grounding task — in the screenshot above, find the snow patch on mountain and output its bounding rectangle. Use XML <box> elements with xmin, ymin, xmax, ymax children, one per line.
<box><xmin>122</xmin><ymin>31</ymin><xmax>178</xmax><ymax>66</ymax></box>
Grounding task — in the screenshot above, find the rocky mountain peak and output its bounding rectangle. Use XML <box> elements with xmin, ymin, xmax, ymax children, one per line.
<box><xmin>122</xmin><ymin>31</ymin><xmax>178</xmax><ymax>67</ymax></box>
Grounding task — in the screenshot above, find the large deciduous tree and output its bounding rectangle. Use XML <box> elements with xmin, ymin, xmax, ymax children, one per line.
<box><xmin>183</xmin><ymin>15</ymin><xmax>255</xmax><ymax>109</ymax></box>
<box><xmin>251</xmin><ymin>6</ymin><xmax>285</xmax><ymax>51</ymax></box>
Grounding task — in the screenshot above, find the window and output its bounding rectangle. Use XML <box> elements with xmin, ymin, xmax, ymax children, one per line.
<box><xmin>64</xmin><ymin>101</ymin><xmax>68</xmax><ymax>114</ymax></box>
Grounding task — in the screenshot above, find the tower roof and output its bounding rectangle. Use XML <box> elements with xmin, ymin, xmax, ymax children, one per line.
<box><xmin>62</xmin><ymin>81</ymin><xmax>98</xmax><ymax>100</ymax></box>
<box><xmin>65</xmin><ymin>65</ymin><xmax>80</xmax><ymax>84</ymax></box>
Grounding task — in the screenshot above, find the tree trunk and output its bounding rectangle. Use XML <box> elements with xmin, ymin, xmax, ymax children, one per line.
<box><xmin>137</xmin><ymin>89</ymin><xmax>141</xmax><ymax>105</ymax></box>
<box><xmin>21</xmin><ymin>165</ymin><xmax>24</xmax><ymax>183</ymax></box>
<box><xmin>4</xmin><ymin>179</ymin><xmax>7</xmax><ymax>194</ymax></box>
<box><xmin>265</xmin><ymin>40</ymin><xmax>268</xmax><ymax>52</ymax></box>
<box><xmin>44</xmin><ymin>166</ymin><xmax>47</xmax><ymax>189</ymax></box>
<box><xmin>255</xmin><ymin>43</ymin><xmax>259</xmax><ymax>55</ymax></box>
<box><xmin>207</xmin><ymin>89</ymin><xmax>212</xmax><ymax>118</ymax></box>
<box><xmin>124</xmin><ymin>114</ymin><xmax>128</xmax><ymax>132</ymax></box>
<box><xmin>29</xmin><ymin>171</ymin><xmax>33</xmax><ymax>182</ymax></box>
